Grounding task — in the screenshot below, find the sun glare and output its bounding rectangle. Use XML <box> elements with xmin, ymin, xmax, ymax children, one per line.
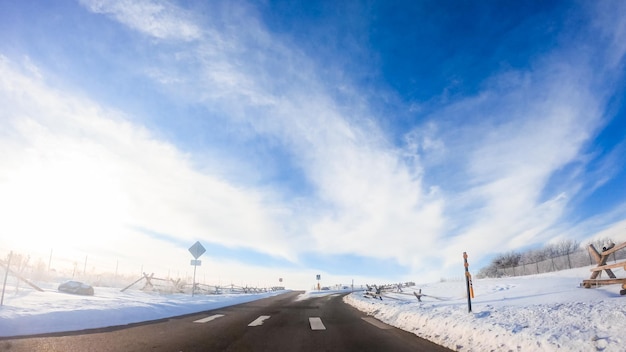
<box><xmin>0</xmin><ymin>147</ymin><xmax>129</xmax><ymax>256</ymax></box>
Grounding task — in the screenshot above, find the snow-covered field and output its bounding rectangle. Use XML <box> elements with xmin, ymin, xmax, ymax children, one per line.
<box><xmin>0</xmin><ymin>282</ymin><xmax>284</xmax><ymax>338</ymax></box>
<box><xmin>345</xmin><ymin>266</ymin><xmax>626</xmax><ymax>352</ymax></box>
<box><xmin>1</xmin><ymin>266</ymin><xmax>625</xmax><ymax>352</ymax></box>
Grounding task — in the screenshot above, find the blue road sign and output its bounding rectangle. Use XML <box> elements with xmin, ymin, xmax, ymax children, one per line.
<box><xmin>189</xmin><ymin>241</ymin><xmax>206</xmax><ymax>259</ymax></box>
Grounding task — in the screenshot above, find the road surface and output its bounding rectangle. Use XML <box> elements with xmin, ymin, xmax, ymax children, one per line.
<box><xmin>0</xmin><ymin>291</ymin><xmax>452</xmax><ymax>351</ymax></box>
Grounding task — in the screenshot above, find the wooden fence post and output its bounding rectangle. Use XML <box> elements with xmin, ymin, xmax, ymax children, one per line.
<box><xmin>1</xmin><ymin>252</ymin><xmax>13</xmax><ymax>306</ymax></box>
<box><xmin>463</xmin><ymin>252</ymin><xmax>474</xmax><ymax>313</ymax></box>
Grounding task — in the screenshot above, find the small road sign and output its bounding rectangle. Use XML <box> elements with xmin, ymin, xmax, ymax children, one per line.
<box><xmin>188</xmin><ymin>241</ymin><xmax>206</xmax><ymax>297</ymax></box>
<box><xmin>189</xmin><ymin>241</ymin><xmax>206</xmax><ymax>259</ymax></box>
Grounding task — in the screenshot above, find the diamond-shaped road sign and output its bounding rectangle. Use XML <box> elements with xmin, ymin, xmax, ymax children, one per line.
<box><xmin>189</xmin><ymin>241</ymin><xmax>206</xmax><ymax>259</ymax></box>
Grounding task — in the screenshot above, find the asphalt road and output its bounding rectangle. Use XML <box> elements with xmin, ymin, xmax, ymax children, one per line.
<box><xmin>0</xmin><ymin>291</ymin><xmax>452</xmax><ymax>351</ymax></box>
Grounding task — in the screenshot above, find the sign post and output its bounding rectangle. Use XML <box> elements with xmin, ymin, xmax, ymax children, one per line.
<box><xmin>188</xmin><ymin>241</ymin><xmax>206</xmax><ymax>297</ymax></box>
<box><xmin>316</xmin><ymin>274</ymin><xmax>321</xmax><ymax>290</ymax></box>
<box><xmin>463</xmin><ymin>252</ymin><xmax>475</xmax><ymax>313</ymax></box>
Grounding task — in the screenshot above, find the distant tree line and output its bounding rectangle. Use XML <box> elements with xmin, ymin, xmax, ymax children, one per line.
<box><xmin>477</xmin><ymin>238</ymin><xmax>616</xmax><ymax>278</ymax></box>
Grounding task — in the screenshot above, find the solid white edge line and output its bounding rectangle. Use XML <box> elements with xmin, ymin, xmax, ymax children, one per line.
<box><xmin>248</xmin><ymin>315</ymin><xmax>271</xmax><ymax>326</ymax></box>
<box><xmin>309</xmin><ymin>317</ymin><xmax>326</xmax><ymax>330</ymax></box>
<box><xmin>193</xmin><ymin>314</ymin><xmax>225</xmax><ymax>323</ymax></box>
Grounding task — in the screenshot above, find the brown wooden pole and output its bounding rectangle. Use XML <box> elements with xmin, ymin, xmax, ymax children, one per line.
<box><xmin>463</xmin><ymin>252</ymin><xmax>472</xmax><ymax>313</ymax></box>
<box><xmin>1</xmin><ymin>252</ymin><xmax>13</xmax><ymax>306</ymax></box>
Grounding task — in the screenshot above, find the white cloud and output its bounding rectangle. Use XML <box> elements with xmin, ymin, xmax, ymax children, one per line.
<box><xmin>587</xmin><ymin>218</ymin><xmax>626</xmax><ymax>244</ymax></box>
<box><xmin>71</xmin><ymin>0</ymin><xmax>626</xmax><ymax>279</ymax></box>
<box><xmin>0</xmin><ymin>56</ymin><xmax>294</xmax><ymax>266</ymax></box>
<box><xmin>589</xmin><ymin>0</ymin><xmax>626</xmax><ymax>70</ymax></box>
<box><xmin>81</xmin><ymin>1</ymin><xmax>447</xmax><ymax>268</ymax></box>
<box><xmin>421</xmin><ymin>60</ymin><xmax>616</xmax><ymax>268</ymax></box>
<box><xmin>5</xmin><ymin>0</ymin><xmax>625</xmax><ymax>285</ymax></box>
<box><xmin>80</xmin><ymin>0</ymin><xmax>201</xmax><ymax>41</ymax></box>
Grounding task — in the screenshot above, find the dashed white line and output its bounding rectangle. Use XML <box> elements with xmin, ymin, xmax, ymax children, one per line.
<box><xmin>309</xmin><ymin>317</ymin><xmax>326</xmax><ymax>330</ymax></box>
<box><xmin>248</xmin><ymin>315</ymin><xmax>271</xmax><ymax>326</ymax></box>
<box><xmin>193</xmin><ymin>314</ymin><xmax>224</xmax><ymax>323</ymax></box>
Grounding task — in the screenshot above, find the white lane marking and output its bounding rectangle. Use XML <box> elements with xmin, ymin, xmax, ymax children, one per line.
<box><xmin>193</xmin><ymin>314</ymin><xmax>224</xmax><ymax>323</ymax></box>
<box><xmin>248</xmin><ymin>315</ymin><xmax>271</xmax><ymax>326</ymax></box>
<box><xmin>309</xmin><ymin>317</ymin><xmax>326</xmax><ymax>330</ymax></box>
<box><xmin>362</xmin><ymin>317</ymin><xmax>392</xmax><ymax>329</ymax></box>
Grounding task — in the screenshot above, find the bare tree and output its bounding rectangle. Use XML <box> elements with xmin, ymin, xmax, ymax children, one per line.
<box><xmin>496</xmin><ymin>251</ymin><xmax>522</xmax><ymax>268</ymax></box>
<box><xmin>553</xmin><ymin>239</ymin><xmax>580</xmax><ymax>256</ymax></box>
<box><xmin>478</xmin><ymin>238</ymin><xmax>587</xmax><ymax>278</ymax></box>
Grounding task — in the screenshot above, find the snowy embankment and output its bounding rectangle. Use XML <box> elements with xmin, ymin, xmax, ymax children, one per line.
<box><xmin>0</xmin><ymin>282</ymin><xmax>284</xmax><ymax>338</ymax></box>
<box><xmin>344</xmin><ymin>266</ymin><xmax>626</xmax><ymax>352</ymax></box>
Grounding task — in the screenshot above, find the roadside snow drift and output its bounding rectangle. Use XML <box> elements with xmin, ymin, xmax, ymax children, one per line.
<box><xmin>0</xmin><ymin>285</ymin><xmax>283</xmax><ymax>338</ymax></box>
<box><xmin>344</xmin><ymin>266</ymin><xmax>626</xmax><ymax>352</ymax></box>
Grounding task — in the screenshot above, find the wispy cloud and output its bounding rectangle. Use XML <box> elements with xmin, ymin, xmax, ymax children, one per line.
<box><xmin>0</xmin><ymin>55</ymin><xmax>294</xmax><ymax>266</ymax></box>
<box><xmin>73</xmin><ymin>0</ymin><xmax>626</xmax><ymax>277</ymax></box>
<box><xmin>2</xmin><ymin>1</ymin><xmax>625</xmax><ymax>286</ymax></box>
<box><xmin>79</xmin><ymin>0</ymin><xmax>201</xmax><ymax>41</ymax></box>
<box><xmin>589</xmin><ymin>0</ymin><xmax>626</xmax><ymax>70</ymax></box>
<box><xmin>420</xmin><ymin>37</ymin><xmax>624</xmax><ymax>266</ymax></box>
<box><xmin>76</xmin><ymin>0</ymin><xmax>446</xmax><ymax>273</ymax></box>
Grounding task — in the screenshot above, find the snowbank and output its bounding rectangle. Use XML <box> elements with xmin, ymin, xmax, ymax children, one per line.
<box><xmin>0</xmin><ymin>284</ymin><xmax>284</xmax><ymax>338</ymax></box>
<box><xmin>344</xmin><ymin>267</ymin><xmax>626</xmax><ymax>351</ymax></box>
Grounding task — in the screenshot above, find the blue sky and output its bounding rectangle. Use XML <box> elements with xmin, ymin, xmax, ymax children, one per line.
<box><xmin>0</xmin><ymin>0</ymin><xmax>625</xmax><ymax>289</ymax></box>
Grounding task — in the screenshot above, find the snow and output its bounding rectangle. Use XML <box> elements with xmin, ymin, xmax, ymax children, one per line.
<box><xmin>0</xmin><ymin>281</ymin><xmax>284</xmax><ymax>338</ymax></box>
<box><xmin>1</xmin><ymin>266</ymin><xmax>626</xmax><ymax>352</ymax></box>
<box><xmin>295</xmin><ymin>289</ymin><xmax>353</xmax><ymax>301</ymax></box>
<box><xmin>344</xmin><ymin>266</ymin><xmax>626</xmax><ymax>352</ymax></box>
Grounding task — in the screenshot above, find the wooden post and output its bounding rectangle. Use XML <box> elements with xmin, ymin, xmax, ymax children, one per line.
<box><xmin>463</xmin><ymin>252</ymin><xmax>473</xmax><ymax>313</ymax></box>
<box><xmin>48</xmin><ymin>249</ymin><xmax>53</xmax><ymax>272</ymax></box>
<box><xmin>588</xmin><ymin>244</ymin><xmax>617</xmax><ymax>279</ymax></box>
<box><xmin>0</xmin><ymin>254</ymin><xmax>43</xmax><ymax>294</ymax></box>
<box><xmin>582</xmin><ymin>242</ymin><xmax>626</xmax><ymax>289</ymax></box>
<box><xmin>1</xmin><ymin>252</ymin><xmax>13</xmax><ymax>306</ymax></box>
<box><xmin>414</xmin><ymin>289</ymin><xmax>422</xmax><ymax>302</ymax></box>
<box><xmin>536</xmin><ymin>261</ymin><xmax>539</xmax><ymax>274</ymax></box>
<box><xmin>121</xmin><ymin>275</ymin><xmax>145</xmax><ymax>292</ymax></box>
